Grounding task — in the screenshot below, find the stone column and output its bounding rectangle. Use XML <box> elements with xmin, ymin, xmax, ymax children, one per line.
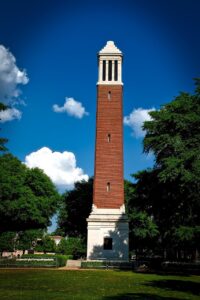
<box><xmin>99</xmin><ymin>60</ymin><xmax>103</xmax><ymax>83</ymax></box>
<box><xmin>112</xmin><ymin>60</ymin><xmax>115</xmax><ymax>82</ymax></box>
<box><xmin>106</xmin><ymin>60</ymin><xmax>109</xmax><ymax>82</ymax></box>
<box><xmin>118</xmin><ymin>60</ymin><xmax>122</xmax><ymax>83</ymax></box>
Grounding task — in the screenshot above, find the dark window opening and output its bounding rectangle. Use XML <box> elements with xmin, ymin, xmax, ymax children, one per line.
<box><xmin>104</xmin><ymin>237</ymin><xmax>113</xmax><ymax>250</ymax></box>
<box><xmin>103</xmin><ymin>60</ymin><xmax>106</xmax><ymax>81</ymax></box>
<box><xmin>114</xmin><ymin>60</ymin><xmax>118</xmax><ymax>81</ymax></box>
<box><xmin>107</xmin><ymin>182</ymin><xmax>111</xmax><ymax>192</ymax></box>
<box><xmin>108</xmin><ymin>91</ymin><xmax>111</xmax><ymax>100</ymax></box>
<box><xmin>108</xmin><ymin>60</ymin><xmax>112</xmax><ymax>81</ymax></box>
<box><xmin>107</xmin><ymin>133</ymin><xmax>111</xmax><ymax>143</ymax></box>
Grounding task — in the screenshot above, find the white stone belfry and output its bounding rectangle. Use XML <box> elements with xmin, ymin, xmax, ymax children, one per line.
<box><xmin>97</xmin><ymin>41</ymin><xmax>123</xmax><ymax>85</ymax></box>
<box><xmin>87</xmin><ymin>41</ymin><xmax>129</xmax><ymax>261</ymax></box>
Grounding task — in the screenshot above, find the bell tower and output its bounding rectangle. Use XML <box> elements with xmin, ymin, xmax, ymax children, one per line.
<box><xmin>87</xmin><ymin>41</ymin><xmax>129</xmax><ymax>261</ymax></box>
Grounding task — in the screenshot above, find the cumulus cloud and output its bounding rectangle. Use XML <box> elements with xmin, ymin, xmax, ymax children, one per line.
<box><xmin>0</xmin><ymin>45</ymin><xmax>29</xmax><ymax>105</ymax></box>
<box><xmin>25</xmin><ymin>147</ymin><xmax>89</xmax><ymax>192</ymax></box>
<box><xmin>0</xmin><ymin>107</ymin><xmax>22</xmax><ymax>123</ymax></box>
<box><xmin>53</xmin><ymin>97</ymin><xmax>89</xmax><ymax>118</ymax></box>
<box><xmin>124</xmin><ymin>107</ymin><xmax>155</xmax><ymax>138</ymax></box>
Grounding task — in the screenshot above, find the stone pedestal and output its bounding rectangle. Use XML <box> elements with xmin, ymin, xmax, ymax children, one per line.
<box><xmin>87</xmin><ymin>205</ymin><xmax>129</xmax><ymax>261</ymax></box>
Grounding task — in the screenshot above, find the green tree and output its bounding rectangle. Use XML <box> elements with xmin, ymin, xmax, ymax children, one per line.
<box><xmin>57</xmin><ymin>237</ymin><xmax>86</xmax><ymax>258</ymax></box>
<box><xmin>137</xmin><ymin>79</ymin><xmax>200</xmax><ymax>258</ymax></box>
<box><xmin>57</xmin><ymin>178</ymin><xmax>93</xmax><ymax>240</ymax></box>
<box><xmin>125</xmin><ymin>179</ymin><xmax>159</xmax><ymax>255</ymax></box>
<box><xmin>18</xmin><ymin>229</ymin><xmax>44</xmax><ymax>254</ymax></box>
<box><xmin>0</xmin><ymin>103</ymin><xmax>8</xmax><ymax>152</ymax></box>
<box><xmin>0</xmin><ymin>153</ymin><xmax>60</xmax><ymax>233</ymax></box>
<box><xmin>35</xmin><ymin>236</ymin><xmax>56</xmax><ymax>253</ymax></box>
<box><xmin>0</xmin><ymin>231</ymin><xmax>16</xmax><ymax>256</ymax></box>
<box><xmin>57</xmin><ymin>238</ymin><xmax>68</xmax><ymax>254</ymax></box>
<box><xmin>144</xmin><ymin>80</ymin><xmax>200</xmax><ymax>188</ymax></box>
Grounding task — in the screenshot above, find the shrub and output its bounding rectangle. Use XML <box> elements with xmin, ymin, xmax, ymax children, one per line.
<box><xmin>81</xmin><ymin>261</ymin><xmax>133</xmax><ymax>269</ymax></box>
<box><xmin>0</xmin><ymin>258</ymin><xmax>56</xmax><ymax>268</ymax></box>
<box><xmin>0</xmin><ymin>254</ymin><xmax>73</xmax><ymax>268</ymax></box>
<box><xmin>56</xmin><ymin>255</ymin><xmax>72</xmax><ymax>267</ymax></box>
<box><xmin>34</xmin><ymin>236</ymin><xmax>56</xmax><ymax>253</ymax></box>
<box><xmin>162</xmin><ymin>261</ymin><xmax>200</xmax><ymax>274</ymax></box>
<box><xmin>81</xmin><ymin>261</ymin><xmax>104</xmax><ymax>268</ymax></box>
<box><xmin>0</xmin><ymin>232</ymin><xmax>16</xmax><ymax>254</ymax></box>
<box><xmin>22</xmin><ymin>254</ymin><xmax>72</xmax><ymax>267</ymax></box>
<box><xmin>57</xmin><ymin>237</ymin><xmax>86</xmax><ymax>259</ymax></box>
<box><xmin>22</xmin><ymin>254</ymin><xmax>55</xmax><ymax>259</ymax></box>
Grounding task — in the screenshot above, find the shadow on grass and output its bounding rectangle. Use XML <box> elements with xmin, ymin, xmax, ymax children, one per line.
<box><xmin>145</xmin><ymin>280</ymin><xmax>200</xmax><ymax>296</ymax></box>
<box><xmin>102</xmin><ymin>293</ymin><xmax>178</xmax><ymax>300</ymax></box>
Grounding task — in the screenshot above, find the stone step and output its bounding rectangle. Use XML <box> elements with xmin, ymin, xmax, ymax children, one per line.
<box><xmin>66</xmin><ymin>260</ymin><xmax>81</xmax><ymax>268</ymax></box>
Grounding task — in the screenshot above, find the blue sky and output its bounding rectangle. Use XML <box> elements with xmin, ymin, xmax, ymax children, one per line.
<box><xmin>0</xmin><ymin>0</ymin><xmax>200</xmax><ymax>230</ymax></box>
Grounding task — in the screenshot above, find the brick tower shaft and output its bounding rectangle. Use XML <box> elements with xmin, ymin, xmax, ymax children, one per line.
<box><xmin>94</xmin><ymin>84</ymin><xmax>124</xmax><ymax>208</ymax></box>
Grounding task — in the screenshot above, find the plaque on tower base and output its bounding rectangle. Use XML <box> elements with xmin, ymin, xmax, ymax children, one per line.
<box><xmin>87</xmin><ymin>205</ymin><xmax>129</xmax><ymax>261</ymax></box>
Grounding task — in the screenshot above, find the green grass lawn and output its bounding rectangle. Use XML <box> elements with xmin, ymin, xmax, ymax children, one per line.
<box><xmin>0</xmin><ymin>269</ymin><xmax>199</xmax><ymax>300</ymax></box>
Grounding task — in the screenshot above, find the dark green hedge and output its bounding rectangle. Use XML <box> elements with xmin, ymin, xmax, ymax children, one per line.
<box><xmin>81</xmin><ymin>261</ymin><xmax>104</xmax><ymax>268</ymax></box>
<box><xmin>162</xmin><ymin>261</ymin><xmax>200</xmax><ymax>274</ymax></box>
<box><xmin>0</xmin><ymin>254</ymin><xmax>73</xmax><ymax>268</ymax></box>
<box><xmin>0</xmin><ymin>259</ymin><xmax>56</xmax><ymax>267</ymax></box>
<box><xmin>22</xmin><ymin>254</ymin><xmax>73</xmax><ymax>267</ymax></box>
<box><xmin>81</xmin><ymin>261</ymin><xmax>132</xmax><ymax>269</ymax></box>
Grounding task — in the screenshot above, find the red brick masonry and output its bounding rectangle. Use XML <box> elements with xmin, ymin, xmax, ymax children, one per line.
<box><xmin>93</xmin><ymin>84</ymin><xmax>124</xmax><ymax>208</ymax></box>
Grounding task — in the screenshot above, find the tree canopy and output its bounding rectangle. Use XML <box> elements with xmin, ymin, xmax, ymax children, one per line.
<box><xmin>0</xmin><ymin>153</ymin><xmax>60</xmax><ymax>233</ymax></box>
<box><xmin>0</xmin><ymin>103</ymin><xmax>8</xmax><ymax>152</ymax></box>
<box><xmin>125</xmin><ymin>179</ymin><xmax>159</xmax><ymax>253</ymax></box>
<box><xmin>0</xmin><ymin>231</ymin><xmax>16</xmax><ymax>254</ymax></box>
<box><xmin>144</xmin><ymin>79</ymin><xmax>200</xmax><ymax>187</ymax></box>
<box><xmin>57</xmin><ymin>178</ymin><xmax>93</xmax><ymax>241</ymax></box>
<box><xmin>57</xmin><ymin>237</ymin><xmax>86</xmax><ymax>258</ymax></box>
<box><xmin>17</xmin><ymin>229</ymin><xmax>44</xmax><ymax>253</ymax></box>
<box><xmin>132</xmin><ymin>79</ymin><xmax>200</xmax><ymax>256</ymax></box>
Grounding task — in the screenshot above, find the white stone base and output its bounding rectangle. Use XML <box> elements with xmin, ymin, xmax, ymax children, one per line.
<box><xmin>87</xmin><ymin>205</ymin><xmax>129</xmax><ymax>261</ymax></box>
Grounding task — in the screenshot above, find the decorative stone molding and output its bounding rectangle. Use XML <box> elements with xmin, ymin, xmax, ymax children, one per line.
<box><xmin>99</xmin><ymin>41</ymin><xmax>122</xmax><ymax>55</ymax></box>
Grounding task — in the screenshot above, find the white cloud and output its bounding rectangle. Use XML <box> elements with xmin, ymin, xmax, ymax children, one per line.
<box><xmin>0</xmin><ymin>107</ymin><xmax>22</xmax><ymax>123</ymax></box>
<box><xmin>0</xmin><ymin>45</ymin><xmax>29</xmax><ymax>105</ymax></box>
<box><xmin>24</xmin><ymin>147</ymin><xmax>89</xmax><ymax>192</ymax></box>
<box><xmin>53</xmin><ymin>97</ymin><xmax>89</xmax><ymax>119</ymax></box>
<box><xmin>124</xmin><ymin>107</ymin><xmax>155</xmax><ymax>138</ymax></box>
